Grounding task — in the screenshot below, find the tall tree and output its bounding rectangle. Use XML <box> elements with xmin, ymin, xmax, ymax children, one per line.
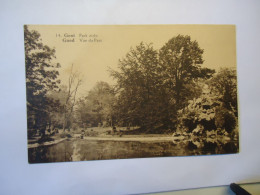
<box><xmin>62</xmin><ymin>64</ymin><xmax>82</xmax><ymax>131</ymax></box>
<box><xmin>24</xmin><ymin>25</ymin><xmax>60</xmax><ymax>136</ymax></box>
<box><xmin>110</xmin><ymin>36</ymin><xmax>215</xmax><ymax>132</ymax></box>
<box><xmin>46</xmin><ymin>86</ymin><xmax>68</xmax><ymax>130</ymax></box>
<box><xmin>75</xmin><ymin>81</ymin><xmax>115</xmax><ymax>127</ymax></box>
<box><xmin>110</xmin><ymin>42</ymin><xmax>162</xmax><ymax>129</ymax></box>
<box><xmin>159</xmin><ymin>35</ymin><xmax>214</xmax><ymax>118</ymax></box>
<box><xmin>210</xmin><ymin>67</ymin><xmax>237</xmax><ymax>114</ymax></box>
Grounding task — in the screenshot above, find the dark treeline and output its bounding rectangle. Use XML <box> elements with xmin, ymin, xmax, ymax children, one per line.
<box><xmin>25</xmin><ymin>26</ymin><xmax>238</xmax><ymax>138</ymax></box>
<box><xmin>109</xmin><ymin>38</ymin><xmax>216</xmax><ymax>132</ymax></box>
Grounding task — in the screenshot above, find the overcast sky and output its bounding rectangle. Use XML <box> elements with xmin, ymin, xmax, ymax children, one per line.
<box><xmin>28</xmin><ymin>25</ymin><xmax>236</xmax><ymax>97</ymax></box>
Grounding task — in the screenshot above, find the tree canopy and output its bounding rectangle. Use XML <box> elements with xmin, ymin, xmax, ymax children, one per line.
<box><xmin>25</xmin><ymin>28</ymin><xmax>236</xmax><ymax>136</ymax></box>
<box><xmin>75</xmin><ymin>81</ymin><xmax>115</xmax><ymax>127</ymax></box>
<box><xmin>110</xmin><ymin>35</ymin><xmax>215</xmax><ymax>132</ymax></box>
<box><xmin>24</xmin><ymin>25</ymin><xmax>61</xmax><ymax>135</ymax></box>
<box><xmin>159</xmin><ymin>35</ymin><xmax>215</xmax><ymax>109</ymax></box>
<box><xmin>110</xmin><ymin>43</ymin><xmax>164</xmax><ymax>129</ymax></box>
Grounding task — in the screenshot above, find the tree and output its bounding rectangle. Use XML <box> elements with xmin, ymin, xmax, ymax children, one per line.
<box><xmin>87</xmin><ymin>81</ymin><xmax>115</xmax><ymax>126</ymax></box>
<box><xmin>75</xmin><ymin>81</ymin><xmax>115</xmax><ymax>127</ymax></box>
<box><xmin>210</xmin><ymin>68</ymin><xmax>238</xmax><ymax>135</ymax></box>
<box><xmin>110</xmin><ymin>36</ymin><xmax>215</xmax><ymax>132</ymax></box>
<box><xmin>24</xmin><ymin>25</ymin><xmax>60</xmax><ymax>137</ymax></box>
<box><xmin>177</xmin><ymin>68</ymin><xmax>238</xmax><ymax>136</ymax></box>
<box><xmin>110</xmin><ymin>42</ymin><xmax>162</xmax><ymax>129</ymax></box>
<box><xmin>62</xmin><ymin>64</ymin><xmax>82</xmax><ymax>131</ymax></box>
<box><xmin>45</xmin><ymin>86</ymin><xmax>68</xmax><ymax>130</ymax></box>
<box><xmin>210</xmin><ymin>68</ymin><xmax>237</xmax><ymax>115</ymax></box>
<box><xmin>176</xmin><ymin>83</ymin><xmax>218</xmax><ymax>133</ymax></box>
<box><xmin>159</xmin><ymin>35</ymin><xmax>215</xmax><ymax>113</ymax></box>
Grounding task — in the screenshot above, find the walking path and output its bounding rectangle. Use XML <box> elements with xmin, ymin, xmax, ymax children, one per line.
<box><xmin>82</xmin><ymin>136</ymin><xmax>174</xmax><ymax>142</ymax></box>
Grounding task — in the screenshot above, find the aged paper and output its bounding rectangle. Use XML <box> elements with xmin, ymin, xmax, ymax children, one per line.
<box><xmin>25</xmin><ymin>25</ymin><xmax>238</xmax><ymax>163</ymax></box>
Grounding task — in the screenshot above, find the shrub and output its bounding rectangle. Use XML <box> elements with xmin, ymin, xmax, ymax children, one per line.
<box><xmin>215</xmin><ymin>106</ymin><xmax>236</xmax><ymax>133</ymax></box>
<box><xmin>59</xmin><ymin>132</ymin><xmax>72</xmax><ymax>138</ymax></box>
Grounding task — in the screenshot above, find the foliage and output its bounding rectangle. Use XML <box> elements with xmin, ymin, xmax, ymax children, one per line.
<box><xmin>45</xmin><ymin>85</ymin><xmax>68</xmax><ymax>129</ymax></box>
<box><xmin>110</xmin><ymin>36</ymin><xmax>215</xmax><ymax>132</ymax></box>
<box><xmin>177</xmin><ymin>68</ymin><xmax>238</xmax><ymax>135</ymax></box>
<box><xmin>177</xmin><ymin>83</ymin><xmax>218</xmax><ymax>133</ymax></box>
<box><xmin>110</xmin><ymin>42</ymin><xmax>164</xmax><ymax>129</ymax></box>
<box><xmin>75</xmin><ymin>81</ymin><xmax>115</xmax><ymax>127</ymax></box>
<box><xmin>25</xmin><ymin>25</ymin><xmax>61</xmax><ymax>136</ymax></box>
<box><xmin>210</xmin><ymin>68</ymin><xmax>237</xmax><ymax>115</ymax></box>
<box><xmin>61</xmin><ymin>65</ymin><xmax>82</xmax><ymax>131</ymax></box>
<box><xmin>59</xmin><ymin>132</ymin><xmax>72</xmax><ymax>139</ymax></box>
<box><xmin>215</xmin><ymin>106</ymin><xmax>236</xmax><ymax>133</ymax></box>
<box><xmin>159</xmin><ymin>35</ymin><xmax>214</xmax><ymax>109</ymax></box>
<box><xmin>25</xmin><ymin>28</ymin><xmax>237</xmax><ymax>138</ymax></box>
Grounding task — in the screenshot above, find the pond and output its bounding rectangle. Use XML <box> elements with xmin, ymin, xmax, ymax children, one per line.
<box><xmin>28</xmin><ymin>137</ymin><xmax>238</xmax><ymax>163</ymax></box>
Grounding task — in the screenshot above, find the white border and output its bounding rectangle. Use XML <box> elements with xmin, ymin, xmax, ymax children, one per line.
<box><xmin>0</xmin><ymin>0</ymin><xmax>260</xmax><ymax>194</ymax></box>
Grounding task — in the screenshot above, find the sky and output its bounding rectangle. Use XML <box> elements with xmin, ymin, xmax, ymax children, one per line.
<box><xmin>28</xmin><ymin>25</ymin><xmax>236</xmax><ymax>97</ymax></box>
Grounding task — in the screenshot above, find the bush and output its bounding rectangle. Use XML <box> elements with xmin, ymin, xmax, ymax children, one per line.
<box><xmin>59</xmin><ymin>132</ymin><xmax>72</xmax><ymax>138</ymax></box>
<box><xmin>215</xmin><ymin>106</ymin><xmax>236</xmax><ymax>133</ymax></box>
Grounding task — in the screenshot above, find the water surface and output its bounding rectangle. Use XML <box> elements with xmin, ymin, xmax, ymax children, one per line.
<box><xmin>28</xmin><ymin>137</ymin><xmax>238</xmax><ymax>163</ymax></box>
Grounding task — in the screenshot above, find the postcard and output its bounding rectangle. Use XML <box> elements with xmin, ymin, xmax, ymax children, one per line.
<box><xmin>25</xmin><ymin>25</ymin><xmax>238</xmax><ymax>163</ymax></box>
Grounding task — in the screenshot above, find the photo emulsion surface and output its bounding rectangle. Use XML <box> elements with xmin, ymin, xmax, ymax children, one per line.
<box><xmin>25</xmin><ymin>25</ymin><xmax>239</xmax><ymax>163</ymax></box>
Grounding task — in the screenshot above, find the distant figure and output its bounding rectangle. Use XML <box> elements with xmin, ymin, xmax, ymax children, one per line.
<box><xmin>112</xmin><ymin>126</ymin><xmax>117</xmax><ymax>134</ymax></box>
<box><xmin>81</xmin><ymin>129</ymin><xmax>85</xmax><ymax>139</ymax></box>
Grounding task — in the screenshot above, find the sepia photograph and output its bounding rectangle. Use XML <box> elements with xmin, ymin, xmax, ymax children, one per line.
<box><xmin>25</xmin><ymin>25</ymin><xmax>239</xmax><ymax>163</ymax></box>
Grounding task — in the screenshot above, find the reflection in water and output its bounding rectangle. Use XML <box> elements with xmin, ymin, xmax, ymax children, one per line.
<box><xmin>28</xmin><ymin>137</ymin><xmax>238</xmax><ymax>163</ymax></box>
<box><xmin>186</xmin><ymin>137</ymin><xmax>238</xmax><ymax>155</ymax></box>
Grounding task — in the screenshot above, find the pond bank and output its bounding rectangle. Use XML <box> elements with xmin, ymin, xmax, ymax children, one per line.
<box><xmin>82</xmin><ymin>136</ymin><xmax>173</xmax><ymax>142</ymax></box>
<box><xmin>28</xmin><ymin>135</ymin><xmax>174</xmax><ymax>148</ymax></box>
<box><xmin>28</xmin><ymin>138</ymin><xmax>67</xmax><ymax>149</ymax></box>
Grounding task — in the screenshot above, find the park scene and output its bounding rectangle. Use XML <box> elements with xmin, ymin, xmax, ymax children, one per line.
<box><xmin>25</xmin><ymin>25</ymin><xmax>239</xmax><ymax>163</ymax></box>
